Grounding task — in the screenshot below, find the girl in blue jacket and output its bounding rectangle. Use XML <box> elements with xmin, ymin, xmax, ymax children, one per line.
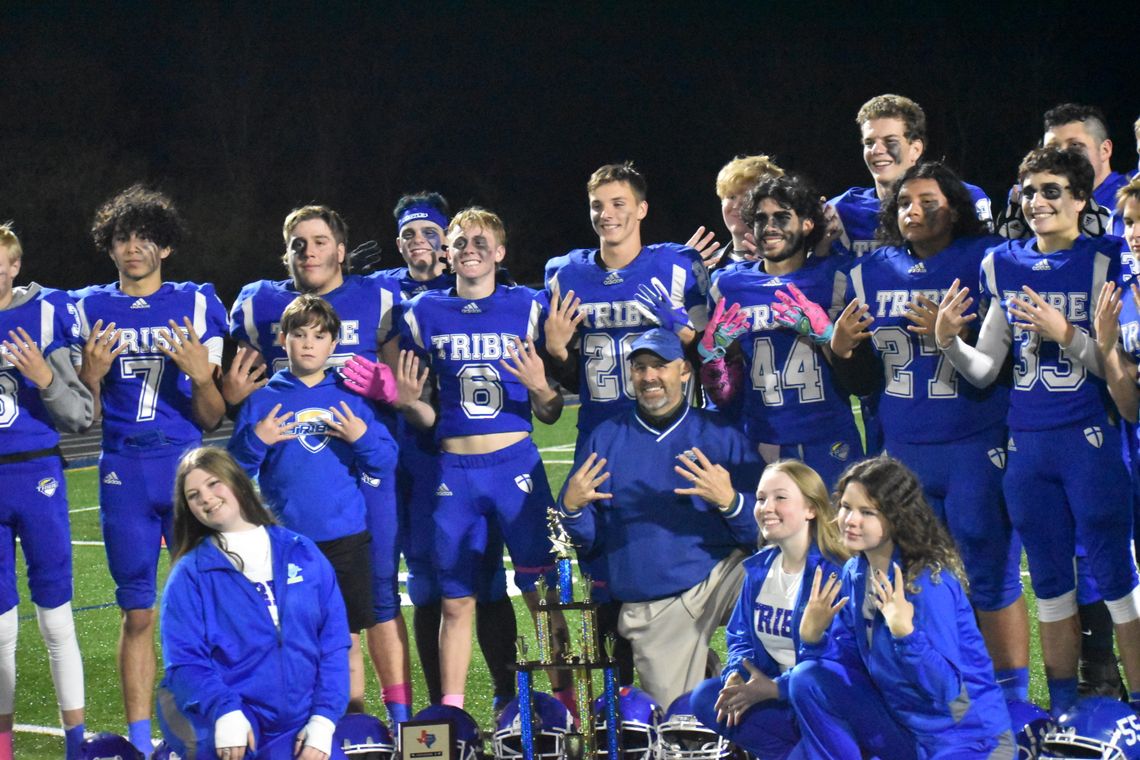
<box><xmin>690</xmin><ymin>460</ymin><xmax>849</xmax><ymax>759</ymax></box>
<box><xmin>156</xmin><ymin>447</ymin><xmax>350</xmax><ymax>760</ymax></box>
<box><xmin>790</xmin><ymin>455</ymin><xmax>1014</xmax><ymax>759</ymax></box>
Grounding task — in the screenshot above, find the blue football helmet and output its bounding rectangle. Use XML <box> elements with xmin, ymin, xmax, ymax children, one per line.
<box><xmin>334</xmin><ymin>713</ymin><xmax>396</xmax><ymax>759</ymax></box>
<box><xmin>592</xmin><ymin>686</ymin><xmax>661</xmax><ymax>760</ymax></box>
<box><xmin>1007</xmin><ymin>699</ymin><xmax>1053</xmax><ymax>759</ymax></box>
<box><xmin>656</xmin><ymin>692</ymin><xmax>733</xmax><ymax>760</ymax></box>
<box><xmin>1040</xmin><ymin>697</ymin><xmax>1140</xmax><ymax>760</ymax></box>
<box><xmin>493</xmin><ymin>692</ymin><xmax>573</xmax><ymax>760</ymax></box>
<box><xmin>413</xmin><ymin>705</ymin><xmax>485</xmax><ymax>760</ymax></box>
<box><xmin>78</xmin><ymin>732</ymin><xmax>145</xmax><ymax>760</ymax></box>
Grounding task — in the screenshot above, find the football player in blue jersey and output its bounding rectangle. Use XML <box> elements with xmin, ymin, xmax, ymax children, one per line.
<box><xmin>71</xmin><ymin>185</ymin><xmax>227</xmax><ymax>754</ymax></box>
<box><xmin>396</xmin><ymin>207</ymin><xmax>571</xmax><ymax>712</ymax></box>
<box><xmin>828</xmin><ymin>94</ymin><xmax>993</xmax><ymax>258</ymax></box>
<box><xmin>544</xmin><ymin>162</ymin><xmax>710</xmax><ymax>445</ymax></box>
<box><xmin>828</xmin><ymin>161</ymin><xmax>1030</xmax><ymax>702</ymax></box>
<box><xmin>543</xmin><ymin>162</ymin><xmax>711</xmax><ymax>686</ymax></box>
<box><xmin>707</xmin><ymin>174</ymin><xmax>864</xmax><ymax>488</ymax></box>
<box><xmin>0</xmin><ymin>225</ymin><xmax>89</xmax><ymax>760</ymax></box>
<box><xmin>227</xmin><ymin>205</ymin><xmax>411</xmax><ymax>722</ymax></box>
<box><xmin>229</xmin><ymin>294</ymin><xmax>397</xmax><ymax>718</ymax></box>
<box><xmin>354</xmin><ymin>192</ymin><xmax>520</xmax><ymax>714</ymax></box>
<box><xmin>935</xmin><ymin>146</ymin><xmax>1140</xmax><ymax>717</ymax></box>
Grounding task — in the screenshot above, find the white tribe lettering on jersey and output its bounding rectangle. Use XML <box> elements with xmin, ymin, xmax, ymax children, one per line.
<box><xmin>574</xmin><ymin>300</ymin><xmax>649</xmax><ymax>329</ymax></box>
<box><xmin>429</xmin><ymin>332</ymin><xmax>523</xmax><ymax>361</ymax></box>
<box><xmin>112</xmin><ymin>325</ymin><xmax>193</xmax><ymax>354</ymax></box>
<box><xmin>1001</xmin><ymin>290</ymin><xmax>1089</xmax><ymax>322</ymax></box>
<box><xmin>872</xmin><ymin>289</ymin><xmax>952</xmax><ymax>317</ymax></box>
<box><xmin>268</xmin><ymin>319</ymin><xmax>361</xmax><ymax>346</ymax></box>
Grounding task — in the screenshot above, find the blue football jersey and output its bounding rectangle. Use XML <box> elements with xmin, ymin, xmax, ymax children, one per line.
<box><xmin>401</xmin><ymin>284</ymin><xmax>547</xmax><ymax>440</ymax></box>
<box><xmin>544</xmin><ymin>243</ymin><xmax>710</xmax><ymax>437</ymax></box>
<box><xmin>847</xmin><ymin>236</ymin><xmax>1009</xmax><ymax>443</ymax></box>
<box><xmin>1097</xmin><ymin>171</ymin><xmax>1130</xmax><ymax>237</ymax></box>
<box><xmin>0</xmin><ymin>286</ymin><xmax>84</xmax><ymax>455</ymax></box>
<box><xmin>71</xmin><ymin>281</ymin><xmax>227</xmax><ymax>453</ymax></box>
<box><xmin>710</xmin><ymin>256</ymin><xmax>856</xmax><ymax>444</ymax></box>
<box><xmin>979</xmin><ymin>235</ymin><xmax>1124</xmax><ymax>431</ymax></box>
<box><xmin>829</xmin><ymin>183</ymin><xmax>993</xmax><ymax>257</ymax></box>
<box><xmin>229</xmin><ymin>275</ymin><xmax>401</xmax><ymax>372</ymax></box>
<box><xmin>371</xmin><ymin>267</ymin><xmax>456</xmax><ymax>302</ymax></box>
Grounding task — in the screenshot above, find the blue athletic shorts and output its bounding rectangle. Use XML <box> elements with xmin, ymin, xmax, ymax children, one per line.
<box><xmin>0</xmin><ymin>455</ymin><xmax>73</xmax><ymax>611</ymax></box>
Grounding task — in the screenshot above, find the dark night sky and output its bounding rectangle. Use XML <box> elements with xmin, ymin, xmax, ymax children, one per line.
<box><xmin>2</xmin><ymin>1</ymin><xmax>1133</xmax><ymax>302</ymax></box>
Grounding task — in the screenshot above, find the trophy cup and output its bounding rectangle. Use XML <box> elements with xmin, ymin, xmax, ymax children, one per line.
<box><xmin>511</xmin><ymin>508</ymin><xmax>620</xmax><ymax>760</ymax></box>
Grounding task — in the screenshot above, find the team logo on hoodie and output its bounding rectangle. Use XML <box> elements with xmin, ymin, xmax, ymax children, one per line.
<box><xmin>292</xmin><ymin>408</ymin><xmax>333</xmax><ymax>453</ymax></box>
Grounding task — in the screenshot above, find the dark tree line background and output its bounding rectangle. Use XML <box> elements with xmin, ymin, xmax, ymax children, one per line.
<box><xmin>2</xmin><ymin>2</ymin><xmax>1132</xmax><ymax>307</ymax></box>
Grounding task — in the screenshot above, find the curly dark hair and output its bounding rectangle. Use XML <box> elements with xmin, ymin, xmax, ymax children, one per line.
<box><xmin>877</xmin><ymin>162</ymin><xmax>986</xmax><ymax>247</ymax></box>
<box><xmin>90</xmin><ymin>184</ymin><xmax>186</xmax><ymax>255</ymax></box>
<box><xmin>740</xmin><ymin>174</ymin><xmax>826</xmax><ymax>252</ymax></box>
<box><xmin>172</xmin><ymin>447</ymin><xmax>276</xmax><ymax>567</ymax></box>
<box><xmin>1018</xmin><ymin>146</ymin><xmax>1095</xmax><ymax>201</ymax></box>
<box><xmin>834</xmin><ymin>455</ymin><xmax>968</xmax><ymax>593</ymax></box>
<box><xmin>393</xmin><ymin>191</ymin><xmax>451</xmax><ymax>221</ymax></box>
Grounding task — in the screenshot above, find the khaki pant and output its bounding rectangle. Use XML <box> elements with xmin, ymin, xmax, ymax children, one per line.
<box><xmin>618</xmin><ymin>550</ymin><xmax>748</xmax><ymax>709</ymax></box>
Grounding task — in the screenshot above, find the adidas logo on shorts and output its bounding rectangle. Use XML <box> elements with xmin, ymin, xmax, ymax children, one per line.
<box><xmin>1032</xmin><ymin>258</ymin><xmax>1052</xmax><ymax>271</ymax></box>
<box><xmin>103</xmin><ymin>471</ymin><xmax>122</xmax><ymax>485</ymax></box>
<box><xmin>603</xmin><ymin>271</ymin><xmax>624</xmax><ymax>286</ymax></box>
<box><xmin>360</xmin><ymin>473</ymin><xmax>380</xmax><ymax>488</ymax></box>
<box><xmin>130</xmin><ymin>297</ymin><xmax>149</xmax><ymax>309</ymax></box>
<box><xmin>908</xmin><ymin>262</ymin><xmax>927</xmax><ymax>274</ymax></box>
<box><xmin>436</xmin><ymin>482</ymin><xmax>454</xmax><ymax>496</ymax></box>
<box><xmin>461</xmin><ymin>302</ymin><xmax>482</xmax><ymax>314</ymax></box>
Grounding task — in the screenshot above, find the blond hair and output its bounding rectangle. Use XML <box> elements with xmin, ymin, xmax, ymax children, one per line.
<box><xmin>715</xmin><ymin>155</ymin><xmax>785</xmax><ymax>199</ymax></box>
<box><xmin>762</xmin><ymin>460</ymin><xmax>850</xmax><ymax>564</ymax></box>
<box><xmin>448</xmin><ymin>207</ymin><xmax>507</xmax><ymax>246</ymax></box>
<box><xmin>0</xmin><ymin>222</ymin><xmax>22</xmax><ymax>263</ymax></box>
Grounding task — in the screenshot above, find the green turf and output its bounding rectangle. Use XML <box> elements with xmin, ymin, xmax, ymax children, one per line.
<box><xmin>11</xmin><ymin>405</ymin><xmax>1047</xmax><ymax>757</ymax></box>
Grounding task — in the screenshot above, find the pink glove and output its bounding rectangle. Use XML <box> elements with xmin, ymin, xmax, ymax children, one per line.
<box><xmin>341</xmin><ymin>355</ymin><xmax>398</xmax><ymax>405</ymax></box>
<box><xmin>699</xmin><ymin>297</ymin><xmax>749</xmax><ymax>364</ymax></box>
<box><xmin>772</xmin><ymin>283</ymin><xmax>834</xmax><ymax>345</ymax></box>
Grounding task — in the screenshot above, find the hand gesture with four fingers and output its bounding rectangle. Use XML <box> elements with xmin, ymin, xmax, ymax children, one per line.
<box><xmin>500</xmin><ymin>338</ymin><xmax>550</xmax><ymax>395</ymax></box>
<box><xmin>253</xmin><ymin>403</ymin><xmax>297</xmax><ymax>446</ymax></box>
<box><xmin>2</xmin><ymin>327</ymin><xmax>53</xmax><ymax>389</ymax></box>
<box><xmin>1094</xmin><ymin>281</ymin><xmax>1123</xmax><ymax>357</ymax></box>
<box><xmin>799</xmin><ymin>567</ymin><xmax>849</xmax><ymax>644</ymax></box>
<box><xmin>79</xmin><ymin>318</ymin><xmax>126</xmax><ymax>386</ymax></box>
<box><xmin>545</xmin><ymin>286</ymin><xmax>584</xmax><ymax>359</ymax></box>
<box><xmin>157</xmin><ymin>317</ymin><xmax>215</xmax><ymax>384</ymax></box>
<box><xmin>324</xmin><ymin>400</ymin><xmax>367</xmax><ymax>443</ymax></box>
<box><xmin>933</xmin><ymin>279</ymin><xmax>976</xmax><ymax>349</ymax></box>
<box><xmin>903</xmin><ymin>293</ymin><xmax>940</xmax><ymax>337</ymax></box>
<box><xmin>1006</xmin><ymin>285</ymin><xmax>1074</xmax><ymax>345</ymax></box>
<box><xmin>222</xmin><ymin>345</ymin><xmax>269</xmax><ymax>405</ymax></box>
<box><xmin>673</xmin><ymin>447</ymin><xmax>736</xmax><ymax>511</ymax></box>
<box><xmin>830</xmin><ymin>299</ymin><xmax>874</xmax><ymax>359</ymax></box>
<box><xmin>562</xmin><ymin>453</ymin><xmax>613</xmax><ymax>513</ymax></box>
<box><xmin>395</xmin><ymin>350</ymin><xmax>429</xmax><ymax>409</ymax></box>
<box><xmin>871</xmin><ymin>563</ymin><xmax>915</xmax><ymax>638</ymax></box>
<box><xmin>686</xmin><ymin>226</ymin><xmax>724</xmax><ymax>269</ymax></box>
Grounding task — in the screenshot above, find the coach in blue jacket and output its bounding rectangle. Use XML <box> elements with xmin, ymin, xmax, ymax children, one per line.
<box><xmin>559</xmin><ymin>328</ymin><xmax>763</xmax><ymax>708</ymax></box>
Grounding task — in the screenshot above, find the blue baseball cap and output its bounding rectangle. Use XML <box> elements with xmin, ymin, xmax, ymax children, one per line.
<box><xmin>629</xmin><ymin>328</ymin><xmax>684</xmax><ymax>362</ymax></box>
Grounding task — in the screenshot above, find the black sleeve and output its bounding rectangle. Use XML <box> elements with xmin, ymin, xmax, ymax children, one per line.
<box><xmin>830</xmin><ymin>341</ymin><xmax>883</xmax><ymax>397</ymax></box>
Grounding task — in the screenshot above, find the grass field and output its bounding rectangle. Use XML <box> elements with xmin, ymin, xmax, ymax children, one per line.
<box><xmin>9</xmin><ymin>405</ymin><xmax>1046</xmax><ymax>757</ymax></box>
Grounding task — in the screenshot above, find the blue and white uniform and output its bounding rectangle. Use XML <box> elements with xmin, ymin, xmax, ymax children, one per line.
<box><xmin>368</xmin><ymin>269</ymin><xmax>508</xmax><ymax>604</ymax></box>
<box><xmin>844</xmin><ymin>237</ymin><xmax>1021</xmax><ymax>611</ymax></box>
<box><xmin>1095</xmin><ymin>171</ymin><xmax>1130</xmax><ymax>237</ymax></box>
<box><xmin>401</xmin><ymin>284</ymin><xmax>556</xmax><ymax>597</ymax></box>
<box><xmin>0</xmin><ymin>285</ymin><xmax>91</xmax><ymax>612</ymax></box>
<box><xmin>544</xmin><ymin>243</ymin><xmax>709</xmax><ymax>442</ymax></box>
<box><xmin>947</xmin><ymin>236</ymin><xmax>1137</xmax><ymax>604</ymax></box>
<box><xmin>157</xmin><ymin>526</ymin><xmax>350</xmax><ymax>758</ymax></box>
<box><xmin>230</xmin><ymin>273</ymin><xmax>405</xmax><ymax>622</ymax></box>
<box><xmin>789</xmin><ymin>554</ymin><xmax>1013</xmax><ymax>759</ymax></box>
<box><xmin>710</xmin><ymin>256</ymin><xmax>863</xmax><ymax>487</ymax></box>
<box><xmin>689</xmin><ymin>546</ymin><xmax>844</xmax><ymax>760</ymax></box>
<box><xmin>71</xmin><ymin>281</ymin><xmax>226</xmax><ymax>610</ymax></box>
